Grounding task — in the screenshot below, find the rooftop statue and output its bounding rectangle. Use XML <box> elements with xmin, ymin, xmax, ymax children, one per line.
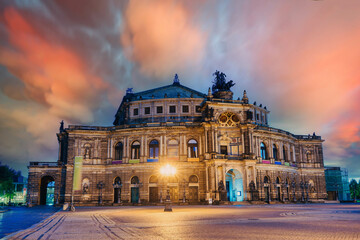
<box><xmin>212</xmin><ymin>70</ymin><xmax>235</xmax><ymax>92</ymax></box>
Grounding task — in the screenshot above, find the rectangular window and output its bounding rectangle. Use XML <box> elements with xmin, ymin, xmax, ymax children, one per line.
<box><xmin>196</xmin><ymin>106</ymin><xmax>201</xmax><ymax>113</ymax></box>
<box><xmin>133</xmin><ymin>108</ymin><xmax>139</xmax><ymax>116</ymax></box>
<box><xmin>144</xmin><ymin>107</ymin><xmax>150</xmax><ymax>115</ymax></box>
<box><xmin>182</xmin><ymin>105</ymin><xmax>189</xmax><ymax>113</ymax></box>
<box><xmin>220</xmin><ymin>146</ymin><xmax>228</xmax><ymax>155</ymax></box>
<box><xmin>156</xmin><ymin>106</ymin><xmax>163</xmax><ymax>113</ymax></box>
<box><xmin>256</xmin><ymin>114</ymin><xmax>260</xmax><ymax>120</ymax></box>
<box><xmin>169</xmin><ymin>106</ymin><xmax>176</xmax><ymax>113</ymax></box>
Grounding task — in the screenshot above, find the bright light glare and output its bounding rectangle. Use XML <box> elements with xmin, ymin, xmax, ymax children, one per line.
<box><xmin>160</xmin><ymin>164</ymin><xmax>176</xmax><ymax>176</ymax></box>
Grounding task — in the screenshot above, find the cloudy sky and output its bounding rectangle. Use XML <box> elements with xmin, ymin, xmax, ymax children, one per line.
<box><xmin>0</xmin><ymin>0</ymin><xmax>359</xmax><ymax>178</ymax></box>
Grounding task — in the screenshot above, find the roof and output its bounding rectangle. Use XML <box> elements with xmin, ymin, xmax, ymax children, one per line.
<box><xmin>126</xmin><ymin>82</ymin><xmax>206</xmax><ymax>101</ymax></box>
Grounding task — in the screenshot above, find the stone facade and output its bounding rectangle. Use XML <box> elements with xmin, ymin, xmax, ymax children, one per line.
<box><xmin>27</xmin><ymin>78</ymin><xmax>327</xmax><ymax>205</ymax></box>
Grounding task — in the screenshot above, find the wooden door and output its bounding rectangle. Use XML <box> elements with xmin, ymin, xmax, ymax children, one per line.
<box><xmin>189</xmin><ymin>186</ymin><xmax>198</xmax><ymax>202</ymax></box>
<box><xmin>149</xmin><ymin>187</ymin><xmax>158</xmax><ymax>202</ymax></box>
<box><xmin>131</xmin><ymin>187</ymin><xmax>139</xmax><ymax>203</ymax></box>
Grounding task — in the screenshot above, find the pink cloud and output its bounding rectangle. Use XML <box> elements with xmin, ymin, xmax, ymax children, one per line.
<box><xmin>121</xmin><ymin>0</ymin><xmax>206</xmax><ymax>78</ymax></box>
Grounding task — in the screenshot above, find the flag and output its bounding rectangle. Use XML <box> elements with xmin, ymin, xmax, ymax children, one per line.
<box><xmin>73</xmin><ymin>156</ymin><xmax>83</xmax><ymax>191</ymax></box>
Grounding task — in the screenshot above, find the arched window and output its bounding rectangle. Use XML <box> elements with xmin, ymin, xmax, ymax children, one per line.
<box><xmin>276</xmin><ymin>177</ymin><xmax>280</xmax><ymax>184</ymax></box>
<box><xmin>260</xmin><ymin>142</ymin><xmax>268</xmax><ymax>160</ymax></box>
<box><xmin>149</xmin><ymin>140</ymin><xmax>159</xmax><ymax>158</ymax></box>
<box><xmin>264</xmin><ymin>176</ymin><xmax>269</xmax><ymax>184</ymax></box>
<box><xmin>149</xmin><ymin>175</ymin><xmax>158</xmax><ymax>183</ymax></box>
<box><xmin>131</xmin><ymin>176</ymin><xmax>139</xmax><ymax>184</ymax></box>
<box><xmin>115</xmin><ymin>142</ymin><xmax>123</xmax><ymax>160</ymax></box>
<box><xmin>283</xmin><ymin>146</ymin><xmax>287</xmax><ymax>162</ymax></box>
<box><xmin>114</xmin><ymin>177</ymin><xmax>122</xmax><ymax>185</ymax></box>
<box><xmin>131</xmin><ymin>141</ymin><xmax>140</xmax><ymax>159</ymax></box>
<box><xmin>168</xmin><ymin>139</ymin><xmax>179</xmax><ymax>157</ymax></box>
<box><xmin>188</xmin><ymin>139</ymin><xmax>198</xmax><ymax>158</ymax></box>
<box><xmin>273</xmin><ymin>144</ymin><xmax>278</xmax><ymax>160</ymax></box>
<box><xmin>189</xmin><ymin>175</ymin><xmax>198</xmax><ymax>183</ymax></box>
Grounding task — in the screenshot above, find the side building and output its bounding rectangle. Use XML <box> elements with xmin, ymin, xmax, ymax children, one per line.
<box><xmin>27</xmin><ymin>75</ymin><xmax>327</xmax><ymax>205</ymax></box>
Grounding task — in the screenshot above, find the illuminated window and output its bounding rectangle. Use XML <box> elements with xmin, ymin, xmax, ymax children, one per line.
<box><xmin>188</xmin><ymin>139</ymin><xmax>198</xmax><ymax>158</ymax></box>
<box><xmin>131</xmin><ymin>141</ymin><xmax>140</xmax><ymax>159</ymax></box>
<box><xmin>260</xmin><ymin>142</ymin><xmax>268</xmax><ymax>160</ymax></box>
<box><xmin>149</xmin><ymin>140</ymin><xmax>159</xmax><ymax>158</ymax></box>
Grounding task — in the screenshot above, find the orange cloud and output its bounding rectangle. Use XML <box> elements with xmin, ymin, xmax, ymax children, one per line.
<box><xmin>121</xmin><ymin>0</ymin><xmax>205</xmax><ymax>77</ymax></box>
<box><xmin>0</xmin><ymin>7</ymin><xmax>110</xmax><ymax>122</ymax></box>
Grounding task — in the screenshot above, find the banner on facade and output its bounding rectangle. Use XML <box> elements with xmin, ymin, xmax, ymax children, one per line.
<box><xmin>73</xmin><ymin>156</ymin><xmax>83</xmax><ymax>191</ymax></box>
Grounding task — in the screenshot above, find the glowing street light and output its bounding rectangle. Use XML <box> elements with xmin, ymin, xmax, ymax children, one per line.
<box><xmin>160</xmin><ymin>164</ymin><xmax>176</xmax><ymax>212</ymax></box>
<box><xmin>160</xmin><ymin>164</ymin><xmax>176</xmax><ymax>176</ymax></box>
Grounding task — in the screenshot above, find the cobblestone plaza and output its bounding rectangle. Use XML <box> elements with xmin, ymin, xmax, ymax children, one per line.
<box><xmin>5</xmin><ymin>204</ymin><xmax>360</xmax><ymax>240</ymax></box>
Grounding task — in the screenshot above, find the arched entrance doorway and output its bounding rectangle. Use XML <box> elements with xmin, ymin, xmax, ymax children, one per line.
<box><xmin>225</xmin><ymin>169</ymin><xmax>244</xmax><ymax>202</ymax></box>
<box><xmin>113</xmin><ymin>177</ymin><xmax>122</xmax><ymax>203</ymax></box>
<box><xmin>131</xmin><ymin>176</ymin><xmax>140</xmax><ymax>203</ymax></box>
<box><xmin>40</xmin><ymin>176</ymin><xmax>55</xmax><ymax>205</ymax></box>
<box><xmin>149</xmin><ymin>175</ymin><xmax>158</xmax><ymax>203</ymax></box>
<box><xmin>189</xmin><ymin>175</ymin><xmax>199</xmax><ymax>202</ymax></box>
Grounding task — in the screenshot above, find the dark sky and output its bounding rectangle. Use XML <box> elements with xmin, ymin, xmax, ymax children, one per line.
<box><xmin>0</xmin><ymin>0</ymin><xmax>359</xmax><ymax>179</ymax></box>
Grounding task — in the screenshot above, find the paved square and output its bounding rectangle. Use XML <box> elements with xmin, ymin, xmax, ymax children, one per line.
<box><xmin>7</xmin><ymin>204</ymin><xmax>360</xmax><ymax>240</ymax></box>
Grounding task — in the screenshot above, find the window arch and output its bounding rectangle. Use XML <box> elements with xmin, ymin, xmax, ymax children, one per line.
<box><xmin>131</xmin><ymin>176</ymin><xmax>139</xmax><ymax>184</ymax></box>
<box><xmin>260</xmin><ymin>142</ymin><xmax>268</xmax><ymax>160</ymax></box>
<box><xmin>149</xmin><ymin>175</ymin><xmax>158</xmax><ymax>183</ymax></box>
<box><xmin>115</xmin><ymin>142</ymin><xmax>123</xmax><ymax>160</ymax></box>
<box><xmin>149</xmin><ymin>140</ymin><xmax>159</xmax><ymax>158</ymax></box>
<box><xmin>283</xmin><ymin>146</ymin><xmax>288</xmax><ymax>162</ymax></box>
<box><xmin>187</xmin><ymin>139</ymin><xmax>198</xmax><ymax>158</ymax></box>
<box><xmin>114</xmin><ymin>176</ymin><xmax>122</xmax><ymax>185</ymax></box>
<box><xmin>131</xmin><ymin>141</ymin><xmax>140</xmax><ymax>159</ymax></box>
<box><xmin>189</xmin><ymin>175</ymin><xmax>198</xmax><ymax>183</ymax></box>
<box><xmin>264</xmin><ymin>176</ymin><xmax>269</xmax><ymax>184</ymax></box>
<box><xmin>273</xmin><ymin>144</ymin><xmax>278</xmax><ymax>160</ymax></box>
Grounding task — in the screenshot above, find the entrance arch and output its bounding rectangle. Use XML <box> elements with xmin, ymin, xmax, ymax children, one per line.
<box><xmin>113</xmin><ymin>177</ymin><xmax>122</xmax><ymax>203</ymax></box>
<box><xmin>130</xmin><ymin>176</ymin><xmax>140</xmax><ymax>203</ymax></box>
<box><xmin>40</xmin><ymin>176</ymin><xmax>55</xmax><ymax>205</ymax></box>
<box><xmin>225</xmin><ymin>169</ymin><xmax>244</xmax><ymax>202</ymax></box>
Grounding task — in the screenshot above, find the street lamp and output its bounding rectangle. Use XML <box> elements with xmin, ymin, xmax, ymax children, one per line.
<box><xmin>160</xmin><ymin>164</ymin><xmax>177</xmax><ymax>212</ymax></box>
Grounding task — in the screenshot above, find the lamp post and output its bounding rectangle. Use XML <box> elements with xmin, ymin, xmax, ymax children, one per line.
<box><xmin>160</xmin><ymin>164</ymin><xmax>176</xmax><ymax>212</ymax></box>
